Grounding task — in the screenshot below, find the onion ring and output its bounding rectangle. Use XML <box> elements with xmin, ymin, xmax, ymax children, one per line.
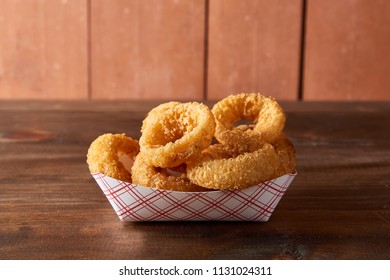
<box><xmin>212</xmin><ymin>93</ymin><xmax>286</xmax><ymax>145</ymax></box>
<box><xmin>186</xmin><ymin>135</ymin><xmax>295</xmax><ymax>190</ymax></box>
<box><xmin>131</xmin><ymin>153</ymin><xmax>208</xmax><ymax>192</ymax></box>
<box><xmin>139</xmin><ymin>101</ymin><xmax>215</xmax><ymax>168</ymax></box>
<box><xmin>87</xmin><ymin>133</ymin><xmax>139</xmax><ymax>182</ymax></box>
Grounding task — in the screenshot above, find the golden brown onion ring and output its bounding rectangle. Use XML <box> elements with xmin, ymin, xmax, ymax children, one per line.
<box><xmin>186</xmin><ymin>135</ymin><xmax>295</xmax><ymax>190</ymax></box>
<box><xmin>87</xmin><ymin>133</ymin><xmax>139</xmax><ymax>182</ymax></box>
<box><xmin>131</xmin><ymin>153</ymin><xmax>208</xmax><ymax>192</ymax></box>
<box><xmin>140</xmin><ymin>101</ymin><xmax>215</xmax><ymax>168</ymax></box>
<box><xmin>212</xmin><ymin>93</ymin><xmax>286</xmax><ymax>145</ymax></box>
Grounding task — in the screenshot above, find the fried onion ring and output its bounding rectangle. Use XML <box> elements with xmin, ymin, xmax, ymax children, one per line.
<box><xmin>186</xmin><ymin>135</ymin><xmax>295</xmax><ymax>190</ymax></box>
<box><xmin>212</xmin><ymin>93</ymin><xmax>286</xmax><ymax>145</ymax></box>
<box><xmin>139</xmin><ymin>101</ymin><xmax>215</xmax><ymax>168</ymax></box>
<box><xmin>132</xmin><ymin>153</ymin><xmax>208</xmax><ymax>192</ymax></box>
<box><xmin>87</xmin><ymin>133</ymin><xmax>139</xmax><ymax>182</ymax></box>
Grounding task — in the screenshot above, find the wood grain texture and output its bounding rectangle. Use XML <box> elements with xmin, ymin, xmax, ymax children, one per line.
<box><xmin>0</xmin><ymin>100</ymin><xmax>389</xmax><ymax>259</ymax></box>
<box><xmin>0</xmin><ymin>0</ymin><xmax>88</xmax><ymax>99</ymax></box>
<box><xmin>304</xmin><ymin>0</ymin><xmax>390</xmax><ymax>100</ymax></box>
<box><xmin>90</xmin><ymin>0</ymin><xmax>205</xmax><ymax>100</ymax></box>
<box><xmin>207</xmin><ymin>0</ymin><xmax>302</xmax><ymax>100</ymax></box>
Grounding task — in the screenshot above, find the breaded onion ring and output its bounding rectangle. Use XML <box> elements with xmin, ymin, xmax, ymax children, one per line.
<box><xmin>212</xmin><ymin>93</ymin><xmax>286</xmax><ymax>145</ymax></box>
<box><xmin>87</xmin><ymin>133</ymin><xmax>139</xmax><ymax>182</ymax></box>
<box><xmin>186</xmin><ymin>136</ymin><xmax>295</xmax><ymax>190</ymax></box>
<box><xmin>132</xmin><ymin>153</ymin><xmax>208</xmax><ymax>192</ymax></box>
<box><xmin>139</xmin><ymin>101</ymin><xmax>215</xmax><ymax>168</ymax></box>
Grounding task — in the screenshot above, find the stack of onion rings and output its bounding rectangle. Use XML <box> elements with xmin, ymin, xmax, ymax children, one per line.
<box><xmin>86</xmin><ymin>93</ymin><xmax>296</xmax><ymax>192</ymax></box>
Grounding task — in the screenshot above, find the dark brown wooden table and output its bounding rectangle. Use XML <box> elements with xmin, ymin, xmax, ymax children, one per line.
<box><xmin>0</xmin><ymin>100</ymin><xmax>389</xmax><ymax>260</ymax></box>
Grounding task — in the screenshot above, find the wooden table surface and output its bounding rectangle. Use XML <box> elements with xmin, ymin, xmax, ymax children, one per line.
<box><xmin>0</xmin><ymin>100</ymin><xmax>389</xmax><ymax>260</ymax></box>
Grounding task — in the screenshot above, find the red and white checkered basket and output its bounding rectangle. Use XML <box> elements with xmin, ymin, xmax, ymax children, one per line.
<box><xmin>92</xmin><ymin>172</ymin><xmax>296</xmax><ymax>222</ymax></box>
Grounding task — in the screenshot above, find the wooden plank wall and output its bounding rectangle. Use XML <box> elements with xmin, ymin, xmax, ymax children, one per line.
<box><xmin>0</xmin><ymin>0</ymin><xmax>88</xmax><ymax>99</ymax></box>
<box><xmin>304</xmin><ymin>0</ymin><xmax>390</xmax><ymax>100</ymax></box>
<box><xmin>208</xmin><ymin>0</ymin><xmax>302</xmax><ymax>100</ymax></box>
<box><xmin>0</xmin><ymin>0</ymin><xmax>389</xmax><ymax>101</ymax></box>
<box><xmin>91</xmin><ymin>0</ymin><xmax>205</xmax><ymax>100</ymax></box>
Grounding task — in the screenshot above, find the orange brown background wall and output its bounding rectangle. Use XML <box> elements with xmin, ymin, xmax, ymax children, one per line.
<box><xmin>0</xmin><ymin>0</ymin><xmax>389</xmax><ymax>101</ymax></box>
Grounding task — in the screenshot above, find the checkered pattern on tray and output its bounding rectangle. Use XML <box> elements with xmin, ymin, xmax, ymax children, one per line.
<box><xmin>92</xmin><ymin>173</ymin><xmax>295</xmax><ymax>222</ymax></box>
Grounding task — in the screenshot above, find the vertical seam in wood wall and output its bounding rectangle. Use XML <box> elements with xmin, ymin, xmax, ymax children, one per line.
<box><xmin>203</xmin><ymin>0</ymin><xmax>210</xmax><ymax>101</ymax></box>
<box><xmin>298</xmin><ymin>0</ymin><xmax>307</xmax><ymax>101</ymax></box>
<box><xmin>87</xmin><ymin>0</ymin><xmax>92</xmax><ymax>100</ymax></box>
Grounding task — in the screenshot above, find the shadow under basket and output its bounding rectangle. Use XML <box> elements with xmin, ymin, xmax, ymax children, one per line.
<box><xmin>91</xmin><ymin>172</ymin><xmax>296</xmax><ymax>222</ymax></box>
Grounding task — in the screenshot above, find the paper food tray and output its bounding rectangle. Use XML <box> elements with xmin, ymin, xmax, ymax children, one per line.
<box><xmin>91</xmin><ymin>172</ymin><xmax>296</xmax><ymax>222</ymax></box>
